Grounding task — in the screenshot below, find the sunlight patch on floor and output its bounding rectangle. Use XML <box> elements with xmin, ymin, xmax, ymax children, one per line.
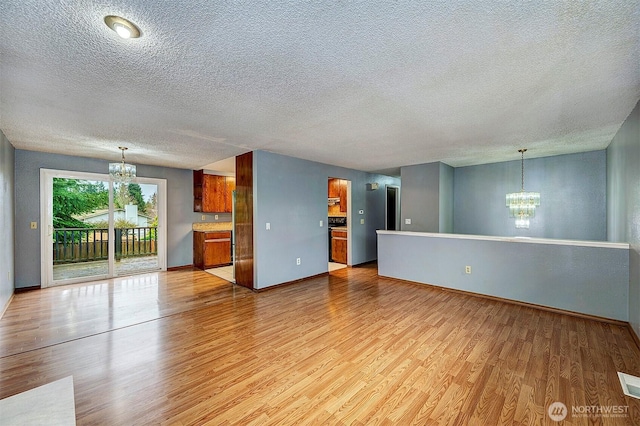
<box><xmin>206</xmin><ymin>265</ymin><xmax>235</xmax><ymax>283</ymax></box>
<box><xmin>329</xmin><ymin>262</ymin><xmax>347</xmax><ymax>272</ymax></box>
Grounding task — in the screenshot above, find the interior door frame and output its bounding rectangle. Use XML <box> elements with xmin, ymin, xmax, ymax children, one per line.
<box><xmin>385</xmin><ymin>185</ymin><xmax>401</xmax><ymax>231</ymax></box>
<box><xmin>346</xmin><ymin>179</ymin><xmax>352</xmax><ymax>266</ymax></box>
<box><xmin>40</xmin><ymin>169</ymin><xmax>167</xmax><ymax>288</ymax></box>
<box><xmin>327</xmin><ymin>177</ymin><xmax>352</xmax><ymax>267</ymax></box>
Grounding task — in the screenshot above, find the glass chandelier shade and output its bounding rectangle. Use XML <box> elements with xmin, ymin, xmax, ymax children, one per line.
<box><xmin>506</xmin><ymin>149</ymin><xmax>540</xmax><ymax>229</ymax></box>
<box><xmin>109</xmin><ymin>147</ymin><xmax>136</xmax><ymax>183</ymax></box>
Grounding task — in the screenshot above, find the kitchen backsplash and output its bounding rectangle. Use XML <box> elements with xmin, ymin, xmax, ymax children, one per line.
<box><xmin>193</xmin><ymin>222</ymin><xmax>233</xmax><ymax>231</ymax></box>
<box><xmin>328</xmin><ymin>204</ymin><xmax>346</xmax><ymax>216</ymax></box>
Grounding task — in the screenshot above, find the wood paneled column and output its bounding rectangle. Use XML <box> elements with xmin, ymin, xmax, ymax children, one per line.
<box><xmin>234</xmin><ymin>152</ymin><xmax>254</xmax><ymax>290</ymax></box>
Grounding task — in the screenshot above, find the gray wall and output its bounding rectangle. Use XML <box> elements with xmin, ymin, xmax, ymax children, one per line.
<box><xmin>0</xmin><ymin>132</ymin><xmax>15</xmax><ymax>313</ymax></box>
<box><xmin>13</xmin><ymin>150</ymin><xmax>210</xmax><ymax>288</ymax></box>
<box><xmin>378</xmin><ymin>232</ymin><xmax>629</xmax><ymax>321</ymax></box>
<box><xmin>454</xmin><ymin>151</ymin><xmax>607</xmax><ymax>240</ymax></box>
<box><xmin>439</xmin><ymin>163</ymin><xmax>454</xmax><ymax>233</ymax></box>
<box><xmin>400</xmin><ymin>162</ymin><xmax>441</xmax><ymax>232</ymax></box>
<box><xmin>253</xmin><ymin>150</ymin><xmax>400</xmax><ymax>289</ymax></box>
<box><xmin>607</xmin><ymin>100</ymin><xmax>640</xmax><ymax>338</ymax></box>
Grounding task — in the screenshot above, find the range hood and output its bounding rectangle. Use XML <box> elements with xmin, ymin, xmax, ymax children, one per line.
<box><xmin>328</xmin><ymin>197</ymin><xmax>340</xmax><ymax>206</ymax></box>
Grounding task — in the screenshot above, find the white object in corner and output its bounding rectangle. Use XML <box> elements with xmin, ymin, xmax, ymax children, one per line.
<box><xmin>618</xmin><ymin>372</ymin><xmax>640</xmax><ymax>399</ymax></box>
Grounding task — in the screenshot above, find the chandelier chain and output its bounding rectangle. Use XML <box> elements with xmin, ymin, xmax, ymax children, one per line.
<box><xmin>521</xmin><ymin>149</ymin><xmax>525</xmax><ymax>191</ymax></box>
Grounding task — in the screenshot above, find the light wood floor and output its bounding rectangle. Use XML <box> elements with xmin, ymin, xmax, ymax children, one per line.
<box><xmin>1</xmin><ymin>264</ymin><xmax>639</xmax><ymax>425</ymax></box>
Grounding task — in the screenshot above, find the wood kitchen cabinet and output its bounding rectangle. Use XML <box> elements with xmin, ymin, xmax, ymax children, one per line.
<box><xmin>194</xmin><ymin>170</ymin><xmax>235</xmax><ymax>213</ymax></box>
<box><xmin>328</xmin><ymin>178</ymin><xmax>347</xmax><ymax>213</ymax></box>
<box><xmin>331</xmin><ymin>229</ymin><xmax>347</xmax><ymax>264</ymax></box>
<box><xmin>328</xmin><ymin>178</ymin><xmax>340</xmax><ymax>198</ymax></box>
<box><xmin>202</xmin><ymin>174</ymin><xmax>225</xmax><ymax>212</ymax></box>
<box><xmin>338</xmin><ymin>180</ymin><xmax>347</xmax><ymax>213</ymax></box>
<box><xmin>193</xmin><ymin>231</ymin><xmax>232</xmax><ymax>269</ymax></box>
<box><xmin>224</xmin><ymin>177</ymin><xmax>235</xmax><ymax>213</ymax></box>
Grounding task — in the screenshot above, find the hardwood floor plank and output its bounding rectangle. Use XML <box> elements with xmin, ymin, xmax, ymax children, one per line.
<box><xmin>1</xmin><ymin>264</ymin><xmax>639</xmax><ymax>425</ymax></box>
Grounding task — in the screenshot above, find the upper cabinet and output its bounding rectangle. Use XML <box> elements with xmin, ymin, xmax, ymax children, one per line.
<box><xmin>328</xmin><ymin>178</ymin><xmax>348</xmax><ymax>213</ymax></box>
<box><xmin>328</xmin><ymin>178</ymin><xmax>341</xmax><ymax>198</ymax></box>
<box><xmin>224</xmin><ymin>177</ymin><xmax>235</xmax><ymax>213</ymax></box>
<box><xmin>194</xmin><ymin>170</ymin><xmax>235</xmax><ymax>213</ymax></box>
<box><xmin>338</xmin><ymin>179</ymin><xmax>347</xmax><ymax>213</ymax></box>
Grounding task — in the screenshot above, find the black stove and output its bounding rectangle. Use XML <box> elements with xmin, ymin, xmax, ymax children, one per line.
<box><xmin>328</xmin><ymin>216</ymin><xmax>347</xmax><ymax>228</ymax></box>
<box><xmin>328</xmin><ymin>216</ymin><xmax>347</xmax><ymax>260</ymax></box>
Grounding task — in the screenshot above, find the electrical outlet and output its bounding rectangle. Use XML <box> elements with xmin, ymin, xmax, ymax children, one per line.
<box><xmin>215</xmin><ymin>214</ymin><xmax>218</xmax><ymax>220</ymax></box>
<box><xmin>465</xmin><ymin>266</ymin><xmax>471</xmax><ymax>274</ymax></box>
<box><xmin>296</xmin><ymin>258</ymin><xmax>301</xmax><ymax>265</ymax></box>
<box><xmin>201</xmin><ymin>215</ymin><xmax>206</xmax><ymax>221</ymax></box>
<box><xmin>30</xmin><ymin>222</ymin><xmax>38</xmax><ymax>229</ymax></box>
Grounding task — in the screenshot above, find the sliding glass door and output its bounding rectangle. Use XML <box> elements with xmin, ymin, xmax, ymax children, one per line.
<box><xmin>40</xmin><ymin>170</ymin><xmax>167</xmax><ymax>287</ymax></box>
<box><xmin>112</xmin><ymin>180</ymin><xmax>161</xmax><ymax>277</ymax></box>
<box><xmin>50</xmin><ymin>176</ymin><xmax>111</xmax><ymax>282</ymax></box>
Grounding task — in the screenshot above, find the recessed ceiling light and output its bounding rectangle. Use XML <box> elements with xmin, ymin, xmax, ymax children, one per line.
<box><xmin>104</xmin><ymin>15</ymin><xmax>140</xmax><ymax>39</ymax></box>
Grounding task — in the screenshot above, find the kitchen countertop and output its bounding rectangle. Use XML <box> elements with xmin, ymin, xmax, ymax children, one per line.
<box><xmin>193</xmin><ymin>222</ymin><xmax>233</xmax><ymax>232</ymax></box>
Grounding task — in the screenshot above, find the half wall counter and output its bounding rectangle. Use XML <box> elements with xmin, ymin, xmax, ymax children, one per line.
<box><xmin>377</xmin><ymin>231</ymin><xmax>630</xmax><ymax>322</ymax></box>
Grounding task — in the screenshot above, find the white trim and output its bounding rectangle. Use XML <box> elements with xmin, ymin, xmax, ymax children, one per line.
<box><xmin>40</xmin><ymin>170</ymin><xmax>50</xmax><ymax>287</ymax></box>
<box><xmin>108</xmin><ymin>179</ymin><xmax>114</xmax><ymax>276</ymax></box>
<box><xmin>135</xmin><ymin>177</ymin><xmax>168</xmax><ymax>272</ymax></box>
<box><xmin>0</xmin><ymin>293</ymin><xmax>14</xmax><ymax>319</ymax></box>
<box><xmin>375</xmin><ymin>230</ymin><xmax>630</xmax><ymax>249</ymax></box>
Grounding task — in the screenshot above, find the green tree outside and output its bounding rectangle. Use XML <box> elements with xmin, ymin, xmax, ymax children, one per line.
<box><xmin>127</xmin><ymin>183</ymin><xmax>147</xmax><ymax>213</ymax></box>
<box><xmin>53</xmin><ymin>178</ymin><xmax>109</xmax><ymax>228</ymax></box>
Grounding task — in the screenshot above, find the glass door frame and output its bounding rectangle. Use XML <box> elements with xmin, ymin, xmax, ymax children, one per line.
<box><xmin>40</xmin><ymin>169</ymin><xmax>167</xmax><ymax>288</ymax></box>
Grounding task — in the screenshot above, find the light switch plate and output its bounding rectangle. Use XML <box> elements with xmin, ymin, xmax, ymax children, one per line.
<box><xmin>405</xmin><ymin>218</ymin><xmax>411</xmax><ymax>225</ymax></box>
<box><xmin>319</xmin><ymin>220</ymin><xmax>323</xmax><ymax>227</ymax></box>
<box><xmin>266</xmin><ymin>222</ymin><xmax>271</xmax><ymax>230</ymax></box>
<box><xmin>360</xmin><ymin>218</ymin><xmax>365</xmax><ymax>225</ymax></box>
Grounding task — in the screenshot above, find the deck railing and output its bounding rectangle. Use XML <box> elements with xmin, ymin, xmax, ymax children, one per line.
<box><xmin>53</xmin><ymin>227</ymin><xmax>157</xmax><ymax>264</ymax></box>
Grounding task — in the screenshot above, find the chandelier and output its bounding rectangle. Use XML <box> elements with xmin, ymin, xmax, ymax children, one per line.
<box><xmin>109</xmin><ymin>147</ymin><xmax>136</xmax><ymax>183</ymax></box>
<box><xmin>506</xmin><ymin>149</ymin><xmax>540</xmax><ymax>229</ymax></box>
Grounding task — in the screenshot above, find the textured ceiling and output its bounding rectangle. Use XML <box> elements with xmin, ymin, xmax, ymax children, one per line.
<box><xmin>1</xmin><ymin>1</ymin><xmax>639</xmax><ymax>174</ymax></box>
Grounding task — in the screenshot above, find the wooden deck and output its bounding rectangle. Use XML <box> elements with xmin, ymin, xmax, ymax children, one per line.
<box><xmin>1</xmin><ymin>264</ymin><xmax>639</xmax><ymax>424</ymax></box>
<box><xmin>52</xmin><ymin>255</ymin><xmax>159</xmax><ymax>281</ymax></box>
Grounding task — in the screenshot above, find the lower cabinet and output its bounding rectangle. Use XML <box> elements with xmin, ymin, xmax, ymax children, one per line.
<box><xmin>194</xmin><ymin>231</ymin><xmax>232</xmax><ymax>269</ymax></box>
<box><xmin>331</xmin><ymin>230</ymin><xmax>347</xmax><ymax>264</ymax></box>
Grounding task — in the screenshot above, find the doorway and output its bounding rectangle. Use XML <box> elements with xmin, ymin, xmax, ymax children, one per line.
<box><xmin>328</xmin><ymin>177</ymin><xmax>350</xmax><ymax>272</ymax></box>
<box><xmin>40</xmin><ymin>169</ymin><xmax>167</xmax><ymax>287</ymax></box>
<box><xmin>386</xmin><ymin>185</ymin><xmax>400</xmax><ymax>231</ymax></box>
